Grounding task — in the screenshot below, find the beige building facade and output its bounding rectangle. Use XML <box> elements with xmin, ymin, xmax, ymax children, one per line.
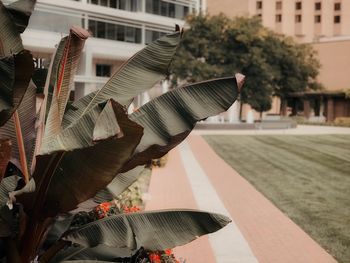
<box><xmin>205</xmin><ymin>0</ymin><xmax>350</xmax><ymax>121</ymax></box>
<box><xmin>206</xmin><ymin>0</ymin><xmax>350</xmax><ymax>43</ymax></box>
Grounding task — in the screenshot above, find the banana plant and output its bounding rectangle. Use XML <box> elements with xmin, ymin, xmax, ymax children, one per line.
<box><xmin>0</xmin><ymin>0</ymin><xmax>245</xmax><ymax>262</ymax></box>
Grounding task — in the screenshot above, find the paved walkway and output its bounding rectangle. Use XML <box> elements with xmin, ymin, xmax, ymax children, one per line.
<box><xmin>145</xmin><ymin>135</ymin><xmax>337</xmax><ymax>263</ymax></box>
<box><xmin>193</xmin><ymin>125</ymin><xmax>350</xmax><ymax>135</ymax></box>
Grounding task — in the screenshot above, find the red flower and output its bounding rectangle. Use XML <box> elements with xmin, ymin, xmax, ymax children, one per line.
<box><xmin>165</xmin><ymin>249</ymin><xmax>172</xmax><ymax>255</ymax></box>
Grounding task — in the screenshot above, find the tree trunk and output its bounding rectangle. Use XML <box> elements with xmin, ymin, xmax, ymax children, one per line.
<box><xmin>239</xmin><ymin>101</ymin><xmax>243</xmax><ymax>121</ymax></box>
<box><xmin>280</xmin><ymin>98</ymin><xmax>287</xmax><ymax>116</ymax></box>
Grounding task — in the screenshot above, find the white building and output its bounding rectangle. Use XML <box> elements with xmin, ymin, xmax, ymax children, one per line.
<box><xmin>8</xmin><ymin>0</ymin><xmax>205</xmax><ymax>101</ymax></box>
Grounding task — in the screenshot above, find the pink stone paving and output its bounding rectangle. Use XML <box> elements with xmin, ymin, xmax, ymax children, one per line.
<box><xmin>146</xmin><ymin>134</ymin><xmax>337</xmax><ymax>263</ymax></box>
<box><xmin>145</xmin><ymin>147</ymin><xmax>216</xmax><ymax>263</ymax></box>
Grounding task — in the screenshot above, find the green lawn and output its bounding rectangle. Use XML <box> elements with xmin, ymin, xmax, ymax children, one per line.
<box><xmin>204</xmin><ymin>134</ymin><xmax>350</xmax><ymax>263</ymax></box>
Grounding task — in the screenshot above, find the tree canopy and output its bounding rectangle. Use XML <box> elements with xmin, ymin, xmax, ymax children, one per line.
<box><xmin>170</xmin><ymin>15</ymin><xmax>321</xmax><ymax>113</ymax></box>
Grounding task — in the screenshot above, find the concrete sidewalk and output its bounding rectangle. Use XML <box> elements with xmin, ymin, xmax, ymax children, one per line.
<box><xmin>145</xmin><ymin>135</ymin><xmax>337</xmax><ymax>263</ymax></box>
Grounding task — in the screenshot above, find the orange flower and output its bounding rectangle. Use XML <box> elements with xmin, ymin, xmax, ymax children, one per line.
<box><xmin>99</xmin><ymin>202</ymin><xmax>111</xmax><ymax>212</ymax></box>
<box><xmin>123</xmin><ymin>205</ymin><xmax>141</xmax><ymax>213</ymax></box>
<box><xmin>149</xmin><ymin>252</ymin><xmax>161</xmax><ymax>263</ymax></box>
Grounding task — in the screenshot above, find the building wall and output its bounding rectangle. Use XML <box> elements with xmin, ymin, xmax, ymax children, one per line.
<box><xmin>205</xmin><ymin>0</ymin><xmax>350</xmax><ymax>121</ymax></box>
<box><xmin>206</xmin><ymin>0</ymin><xmax>350</xmax><ymax>43</ymax></box>
<box><xmin>312</xmin><ymin>39</ymin><xmax>350</xmax><ymax>91</ymax></box>
<box><xmin>206</xmin><ymin>0</ymin><xmax>250</xmax><ymax>17</ymax></box>
<box><xmin>10</xmin><ymin>0</ymin><xmax>199</xmax><ymax>101</ymax></box>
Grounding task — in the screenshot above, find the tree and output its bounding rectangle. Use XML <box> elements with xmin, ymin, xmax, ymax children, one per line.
<box><xmin>170</xmin><ymin>14</ymin><xmax>321</xmax><ymax>115</ymax></box>
<box><xmin>0</xmin><ymin>1</ymin><xmax>244</xmax><ymax>262</ymax></box>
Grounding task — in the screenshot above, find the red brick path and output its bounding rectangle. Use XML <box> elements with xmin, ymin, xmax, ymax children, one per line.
<box><xmin>146</xmin><ymin>135</ymin><xmax>337</xmax><ymax>263</ymax></box>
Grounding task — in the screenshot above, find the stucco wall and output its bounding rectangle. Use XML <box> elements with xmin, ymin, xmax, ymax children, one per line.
<box><xmin>206</xmin><ymin>0</ymin><xmax>250</xmax><ymax>17</ymax></box>
<box><xmin>313</xmin><ymin>40</ymin><xmax>350</xmax><ymax>91</ymax></box>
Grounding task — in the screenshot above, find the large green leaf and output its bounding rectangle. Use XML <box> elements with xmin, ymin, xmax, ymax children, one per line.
<box><xmin>0</xmin><ymin>205</ymin><xmax>13</xmax><ymax>237</ymax></box>
<box><xmin>43</xmin><ymin>27</ymin><xmax>90</xmax><ymax>140</ymax></box>
<box><xmin>5</xmin><ymin>0</ymin><xmax>36</xmax><ymax>33</ymax></box>
<box><xmin>48</xmin><ymin>244</ymin><xmax>131</xmax><ymax>263</ymax></box>
<box><xmin>45</xmin><ymin>215</ymin><xmax>75</xmax><ymax>247</ymax></box>
<box><xmin>0</xmin><ymin>175</ymin><xmax>18</xmax><ymax>206</ymax></box>
<box><xmin>41</xmin><ymin>99</ymin><xmax>122</xmax><ymax>154</ymax></box>
<box><xmin>16</xmin><ymin>100</ymin><xmax>143</xmax><ymax>261</ymax></box>
<box><xmin>37</xmin><ymin>100</ymin><xmax>143</xmax><ymax>215</ymax></box>
<box><xmin>0</xmin><ymin>80</ymin><xmax>37</xmax><ymax>173</ymax></box>
<box><xmin>122</xmin><ymin>76</ymin><xmax>242</xmax><ymax>172</ymax></box>
<box><xmin>0</xmin><ymin>1</ymin><xmax>23</xmax><ymax>56</ymax></box>
<box><xmin>0</xmin><ymin>55</ymin><xmax>15</xmax><ymax>113</ymax></box>
<box><xmin>62</xmin><ymin>29</ymin><xmax>181</xmax><ymax>128</ymax></box>
<box><xmin>0</xmin><ymin>50</ymin><xmax>34</xmax><ymax>127</ymax></box>
<box><xmin>0</xmin><ymin>139</ymin><xmax>11</xmax><ymax>182</ymax></box>
<box><xmin>61</xmin><ymin>261</ymin><xmax>112</xmax><ymax>263</ymax></box>
<box><xmin>94</xmin><ymin>166</ymin><xmax>144</xmax><ymax>204</ymax></box>
<box><xmin>63</xmin><ymin>210</ymin><xmax>230</xmax><ymax>251</ymax></box>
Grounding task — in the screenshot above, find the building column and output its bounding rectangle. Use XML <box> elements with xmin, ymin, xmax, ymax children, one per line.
<box><xmin>326</xmin><ymin>98</ymin><xmax>334</xmax><ymax>122</ymax></box>
<box><xmin>280</xmin><ymin>99</ymin><xmax>287</xmax><ymax>116</ymax></box>
<box><xmin>82</xmin><ymin>47</ymin><xmax>96</xmax><ymax>96</ymax></box>
<box><xmin>303</xmin><ymin>99</ymin><xmax>310</xmax><ymax>119</ymax></box>
<box><xmin>291</xmin><ymin>99</ymin><xmax>298</xmax><ymax>116</ymax></box>
<box><xmin>227</xmin><ymin>101</ymin><xmax>240</xmax><ymax>123</ymax></box>
<box><xmin>319</xmin><ymin>97</ymin><xmax>324</xmax><ymax>117</ymax></box>
<box><xmin>141</xmin><ymin>24</ymin><xmax>146</xmax><ymax>45</ymax></box>
<box><xmin>141</xmin><ymin>0</ymin><xmax>146</xmax><ymax>13</ymax></box>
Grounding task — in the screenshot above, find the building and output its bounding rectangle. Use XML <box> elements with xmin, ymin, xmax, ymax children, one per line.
<box><xmin>287</xmin><ymin>37</ymin><xmax>350</xmax><ymax>122</ymax></box>
<box><xmin>205</xmin><ymin>0</ymin><xmax>350</xmax><ymax>122</ymax></box>
<box><xmin>6</xmin><ymin>0</ymin><xmax>203</xmax><ymax>101</ymax></box>
<box><xmin>206</xmin><ymin>0</ymin><xmax>350</xmax><ymax>43</ymax></box>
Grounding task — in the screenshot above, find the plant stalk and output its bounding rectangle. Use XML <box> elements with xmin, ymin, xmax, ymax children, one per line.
<box><xmin>20</xmin><ymin>152</ymin><xmax>65</xmax><ymax>262</ymax></box>
<box><xmin>39</xmin><ymin>240</ymin><xmax>69</xmax><ymax>263</ymax></box>
<box><xmin>13</xmin><ymin>110</ymin><xmax>29</xmax><ymax>184</ymax></box>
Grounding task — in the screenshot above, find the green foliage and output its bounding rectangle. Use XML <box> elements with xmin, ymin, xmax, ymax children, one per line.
<box><xmin>0</xmin><ymin>2</ymin><xmax>240</xmax><ymax>262</ymax></box>
<box><xmin>171</xmin><ymin>14</ymin><xmax>321</xmax><ymax>113</ymax></box>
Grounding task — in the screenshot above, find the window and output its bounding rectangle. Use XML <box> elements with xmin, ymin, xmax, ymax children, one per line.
<box><xmin>88</xmin><ymin>19</ymin><xmax>142</xmax><ymax>43</ymax></box>
<box><xmin>110</xmin><ymin>0</ymin><xmax>117</xmax><ymax>8</ymax></box>
<box><xmin>125</xmin><ymin>27</ymin><xmax>141</xmax><ymax>43</ymax></box>
<box><xmin>100</xmin><ymin>0</ymin><xmax>108</xmax><ymax>6</ymax></box>
<box><xmin>146</xmin><ymin>0</ymin><xmax>189</xmax><ymax>19</ymax></box>
<box><xmin>295</xmin><ymin>14</ymin><xmax>302</xmax><ymax>23</ymax></box>
<box><xmin>106</xmin><ymin>23</ymin><xmax>116</xmax><ymax>40</ymax></box>
<box><xmin>184</xmin><ymin>6</ymin><xmax>189</xmax><ymax>17</ymax></box>
<box><xmin>96</xmin><ymin>64</ymin><xmax>111</xmax><ymax>77</ymax></box>
<box><xmin>256</xmin><ymin>1</ymin><xmax>262</xmax><ymax>9</ymax></box>
<box><xmin>334</xmin><ymin>15</ymin><xmax>341</xmax><ymax>23</ymax></box>
<box><xmin>276</xmin><ymin>1</ymin><xmax>282</xmax><ymax>10</ymax></box>
<box><xmin>334</xmin><ymin>3</ymin><xmax>341</xmax><ymax>11</ymax></box>
<box><xmin>295</xmin><ymin>1</ymin><xmax>302</xmax><ymax>10</ymax></box>
<box><xmin>116</xmin><ymin>25</ymin><xmax>125</xmax><ymax>41</ymax></box>
<box><xmin>276</xmin><ymin>14</ymin><xmax>282</xmax><ymax>22</ymax></box>
<box><xmin>97</xmin><ymin>21</ymin><xmax>106</xmax><ymax>38</ymax></box>
<box><xmin>145</xmin><ymin>30</ymin><xmax>167</xmax><ymax>44</ymax></box>
<box><xmin>169</xmin><ymin>3</ymin><xmax>175</xmax><ymax>18</ymax></box>
<box><xmin>315</xmin><ymin>15</ymin><xmax>321</xmax><ymax>23</ymax></box>
<box><xmin>315</xmin><ymin>2</ymin><xmax>321</xmax><ymax>10</ymax></box>
<box><xmin>89</xmin><ymin>0</ymin><xmax>140</xmax><ymax>12</ymax></box>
